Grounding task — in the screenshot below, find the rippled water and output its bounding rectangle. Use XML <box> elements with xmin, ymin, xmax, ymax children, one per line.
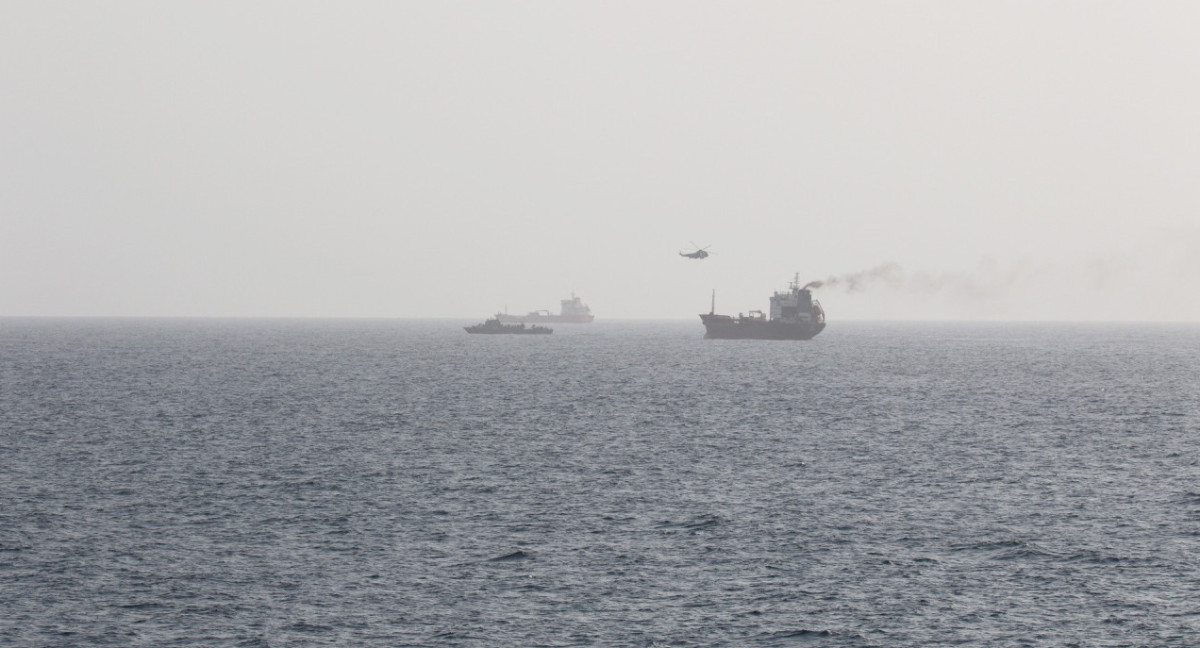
<box><xmin>2</xmin><ymin>318</ymin><xmax>1199</xmax><ymax>647</ymax></box>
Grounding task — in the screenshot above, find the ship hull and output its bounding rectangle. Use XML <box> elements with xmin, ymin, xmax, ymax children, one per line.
<box><xmin>464</xmin><ymin>328</ymin><xmax>552</xmax><ymax>335</ymax></box>
<box><xmin>464</xmin><ymin>326</ymin><xmax>552</xmax><ymax>335</ymax></box>
<box><xmin>464</xmin><ymin>318</ymin><xmax>552</xmax><ymax>334</ymax></box>
<box><xmin>699</xmin><ymin>314</ymin><xmax>824</xmax><ymax>340</ymax></box>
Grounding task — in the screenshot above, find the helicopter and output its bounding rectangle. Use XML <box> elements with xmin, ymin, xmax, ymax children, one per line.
<box><xmin>679</xmin><ymin>243</ymin><xmax>712</xmax><ymax>259</ymax></box>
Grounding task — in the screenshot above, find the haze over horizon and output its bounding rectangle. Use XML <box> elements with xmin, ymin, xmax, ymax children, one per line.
<box><xmin>3</xmin><ymin>2</ymin><xmax>1198</xmax><ymax>322</ymax></box>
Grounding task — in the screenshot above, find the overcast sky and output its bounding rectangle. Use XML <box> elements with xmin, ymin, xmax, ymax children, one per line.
<box><xmin>3</xmin><ymin>2</ymin><xmax>1198</xmax><ymax>320</ymax></box>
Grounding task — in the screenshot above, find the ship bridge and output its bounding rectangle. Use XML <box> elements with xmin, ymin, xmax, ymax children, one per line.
<box><xmin>770</xmin><ymin>287</ymin><xmax>818</xmax><ymax>322</ymax></box>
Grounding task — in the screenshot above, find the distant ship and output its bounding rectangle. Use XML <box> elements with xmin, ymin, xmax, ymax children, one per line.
<box><xmin>465</xmin><ymin>317</ymin><xmax>552</xmax><ymax>335</ymax></box>
<box><xmin>496</xmin><ymin>294</ymin><xmax>594</xmax><ymax>324</ymax></box>
<box><xmin>700</xmin><ymin>275</ymin><xmax>825</xmax><ymax>340</ymax></box>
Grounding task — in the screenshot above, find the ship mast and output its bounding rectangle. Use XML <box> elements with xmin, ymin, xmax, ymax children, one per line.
<box><xmin>710</xmin><ymin>289</ymin><xmax>716</xmax><ymax>315</ymax></box>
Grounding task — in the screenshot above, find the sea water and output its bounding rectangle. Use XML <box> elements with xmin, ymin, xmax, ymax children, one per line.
<box><xmin>2</xmin><ymin>318</ymin><xmax>1198</xmax><ymax>647</ymax></box>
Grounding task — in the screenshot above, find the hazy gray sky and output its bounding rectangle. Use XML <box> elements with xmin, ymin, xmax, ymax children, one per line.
<box><xmin>3</xmin><ymin>2</ymin><xmax>1198</xmax><ymax>320</ymax></box>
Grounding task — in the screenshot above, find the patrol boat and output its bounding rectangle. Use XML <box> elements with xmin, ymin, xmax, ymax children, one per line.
<box><xmin>464</xmin><ymin>316</ymin><xmax>553</xmax><ymax>335</ymax></box>
<box><xmin>700</xmin><ymin>275</ymin><xmax>825</xmax><ymax>340</ymax></box>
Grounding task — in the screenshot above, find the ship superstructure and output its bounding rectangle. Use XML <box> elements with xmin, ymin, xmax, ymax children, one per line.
<box><xmin>700</xmin><ymin>275</ymin><xmax>825</xmax><ymax>340</ymax></box>
<box><xmin>497</xmin><ymin>293</ymin><xmax>594</xmax><ymax>324</ymax></box>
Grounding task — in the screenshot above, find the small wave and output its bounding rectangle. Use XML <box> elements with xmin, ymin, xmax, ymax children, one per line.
<box><xmin>489</xmin><ymin>550</ymin><xmax>532</xmax><ymax>561</ymax></box>
<box><xmin>750</xmin><ymin>628</ymin><xmax>855</xmax><ymax>645</ymax></box>
<box><xmin>996</xmin><ymin>545</ymin><xmax>1055</xmax><ymax>561</ymax></box>
<box><xmin>951</xmin><ymin>539</ymin><xmax>1022</xmax><ymax>552</ymax></box>
<box><xmin>286</xmin><ymin>621</ymin><xmax>334</xmax><ymax>633</ymax></box>
<box><xmin>1177</xmin><ymin>491</ymin><xmax>1200</xmax><ymax>504</ymax></box>
<box><xmin>951</xmin><ymin>538</ymin><xmax>1055</xmax><ymax>561</ymax></box>
<box><xmin>1063</xmin><ymin>550</ymin><xmax>1127</xmax><ymax>565</ymax></box>
<box><xmin>432</xmin><ymin>629</ymin><xmax>477</xmax><ymax>640</ymax></box>
<box><xmin>654</xmin><ymin>515</ymin><xmax>724</xmax><ymax>532</ymax></box>
<box><xmin>116</xmin><ymin>601</ymin><xmax>166</xmax><ymax>610</ymax></box>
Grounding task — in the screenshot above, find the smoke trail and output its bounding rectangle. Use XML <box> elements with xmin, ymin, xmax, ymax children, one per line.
<box><xmin>798</xmin><ymin>235</ymin><xmax>1200</xmax><ymax>318</ymax></box>
<box><xmin>804</xmin><ymin>260</ymin><xmax>1042</xmax><ymax>300</ymax></box>
<box><xmin>804</xmin><ymin>263</ymin><xmax>905</xmax><ymax>292</ymax></box>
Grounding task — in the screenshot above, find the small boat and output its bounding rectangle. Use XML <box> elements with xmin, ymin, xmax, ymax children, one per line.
<box><xmin>464</xmin><ymin>316</ymin><xmax>553</xmax><ymax>335</ymax></box>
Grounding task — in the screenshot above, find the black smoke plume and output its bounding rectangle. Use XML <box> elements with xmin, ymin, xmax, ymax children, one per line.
<box><xmin>804</xmin><ymin>263</ymin><xmax>904</xmax><ymax>292</ymax></box>
<box><xmin>803</xmin><ymin>260</ymin><xmax>1042</xmax><ymax>301</ymax></box>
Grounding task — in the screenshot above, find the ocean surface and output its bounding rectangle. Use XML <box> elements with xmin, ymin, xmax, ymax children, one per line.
<box><xmin>2</xmin><ymin>318</ymin><xmax>1199</xmax><ymax>647</ymax></box>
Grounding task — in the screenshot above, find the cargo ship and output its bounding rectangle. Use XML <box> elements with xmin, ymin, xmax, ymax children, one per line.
<box><xmin>700</xmin><ymin>275</ymin><xmax>825</xmax><ymax>340</ymax></box>
<box><xmin>497</xmin><ymin>293</ymin><xmax>594</xmax><ymax>324</ymax></box>
<box><xmin>465</xmin><ymin>316</ymin><xmax>552</xmax><ymax>335</ymax></box>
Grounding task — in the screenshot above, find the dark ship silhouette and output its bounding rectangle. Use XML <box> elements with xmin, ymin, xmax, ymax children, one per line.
<box><xmin>700</xmin><ymin>274</ymin><xmax>825</xmax><ymax>340</ymax></box>
<box><xmin>464</xmin><ymin>317</ymin><xmax>552</xmax><ymax>335</ymax></box>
